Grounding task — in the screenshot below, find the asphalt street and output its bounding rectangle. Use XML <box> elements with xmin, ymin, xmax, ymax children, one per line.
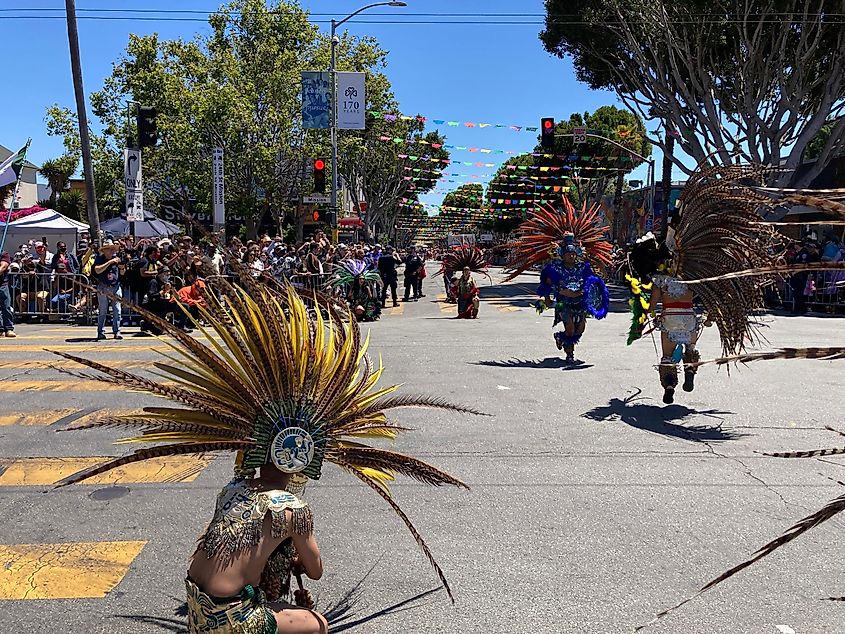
<box><xmin>0</xmin><ymin>266</ymin><xmax>843</xmax><ymax>634</ymax></box>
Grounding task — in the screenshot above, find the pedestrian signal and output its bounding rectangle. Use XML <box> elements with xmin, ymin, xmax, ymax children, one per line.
<box><xmin>540</xmin><ymin>118</ymin><xmax>555</xmax><ymax>149</ymax></box>
<box><xmin>312</xmin><ymin>210</ymin><xmax>320</xmax><ymax>222</ymax></box>
<box><xmin>313</xmin><ymin>159</ymin><xmax>326</xmax><ymax>193</ymax></box>
<box><xmin>137</xmin><ymin>106</ymin><xmax>158</xmax><ymax>148</ymax></box>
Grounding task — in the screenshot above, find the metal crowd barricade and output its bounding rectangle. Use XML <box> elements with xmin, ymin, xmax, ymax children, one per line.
<box><xmin>8</xmin><ymin>271</ymin><xmax>94</xmax><ymax>323</ymax></box>
<box><xmin>781</xmin><ymin>270</ymin><xmax>845</xmax><ymax>313</ymax></box>
<box><xmin>289</xmin><ymin>272</ymin><xmax>333</xmax><ymax>293</ymax></box>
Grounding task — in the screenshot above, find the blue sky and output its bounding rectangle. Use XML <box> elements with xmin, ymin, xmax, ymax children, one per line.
<box><xmin>0</xmin><ymin>0</ymin><xmax>652</xmax><ymax>209</ymax></box>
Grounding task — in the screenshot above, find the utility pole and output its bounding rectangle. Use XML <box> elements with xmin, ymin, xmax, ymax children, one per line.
<box><xmin>329</xmin><ymin>2</ymin><xmax>406</xmax><ymax>228</ymax></box>
<box><xmin>64</xmin><ymin>0</ymin><xmax>101</xmax><ymax>241</ymax></box>
<box><xmin>660</xmin><ymin>134</ymin><xmax>675</xmax><ymax>240</ymax></box>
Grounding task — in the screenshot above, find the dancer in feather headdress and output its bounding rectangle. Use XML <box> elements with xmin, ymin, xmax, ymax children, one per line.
<box><xmin>625</xmin><ymin>164</ymin><xmax>845</xmax><ymax>404</ymax></box>
<box><xmin>330</xmin><ymin>258</ymin><xmax>382</xmax><ymax>321</ymax></box>
<box><xmin>505</xmin><ymin>198</ymin><xmax>611</xmax><ymax>363</ymax></box>
<box><xmin>436</xmin><ymin>245</ymin><xmax>490</xmax><ymax>317</ymax></box>
<box><xmin>51</xmin><ymin>280</ymin><xmax>481</xmax><ymax>634</ymax></box>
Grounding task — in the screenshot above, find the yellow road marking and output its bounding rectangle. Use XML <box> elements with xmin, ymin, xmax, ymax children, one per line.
<box><xmin>0</xmin><ymin>344</ymin><xmax>173</xmax><ymax>353</ymax></box>
<box><xmin>0</xmin><ymin>381</ymin><xmax>138</xmax><ymax>392</ymax></box>
<box><xmin>0</xmin><ymin>541</ymin><xmax>146</xmax><ymax>599</ymax></box>
<box><xmin>387</xmin><ymin>303</ymin><xmax>404</xmax><ymax>316</ymax></box>
<box><xmin>0</xmin><ymin>410</ymin><xmax>76</xmax><ymax>427</ymax></box>
<box><xmin>0</xmin><ymin>455</ymin><xmax>214</xmax><ymax>486</ymax></box>
<box><xmin>0</xmin><ymin>359</ymin><xmax>153</xmax><ymax>370</ymax></box>
<box><xmin>0</xmin><ymin>409</ymin><xmax>141</xmax><ymax>427</ymax></box>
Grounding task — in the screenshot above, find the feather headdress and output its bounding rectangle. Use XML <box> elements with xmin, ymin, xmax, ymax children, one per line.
<box><xmin>504</xmin><ymin>196</ymin><xmax>612</xmax><ymax>282</ymax></box>
<box><xmin>330</xmin><ymin>258</ymin><xmax>382</xmax><ymax>288</ymax></box>
<box><xmin>635</xmin><ymin>164</ymin><xmax>845</xmax><ymax>356</ymax></box>
<box><xmin>51</xmin><ymin>280</ymin><xmax>483</xmax><ymax>599</ymax></box>
<box><xmin>436</xmin><ymin>245</ymin><xmax>492</xmax><ymax>283</ymax></box>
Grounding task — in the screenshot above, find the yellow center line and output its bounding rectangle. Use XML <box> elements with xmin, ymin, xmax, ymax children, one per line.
<box><xmin>0</xmin><ymin>541</ymin><xmax>146</xmax><ymax>600</ymax></box>
<box><xmin>0</xmin><ymin>455</ymin><xmax>215</xmax><ymax>486</ymax></box>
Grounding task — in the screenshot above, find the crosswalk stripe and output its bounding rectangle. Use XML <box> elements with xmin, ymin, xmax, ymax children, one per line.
<box><xmin>0</xmin><ymin>409</ymin><xmax>141</xmax><ymax>427</ymax></box>
<box><xmin>0</xmin><ymin>344</ymin><xmax>173</xmax><ymax>353</ymax></box>
<box><xmin>0</xmin><ymin>541</ymin><xmax>146</xmax><ymax>599</ymax></box>
<box><xmin>0</xmin><ymin>359</ymin><xmax>155</xmax><ymax>370</ymax></box>
<box><xmin>0</xmin><ymin>381</ymin><xmax>142</xmax><ymax>392</ymax></box>
<box><xmin>0</xmin><ymin>455</ymin><xmax>214</xmax><ymax>486</ymax></box>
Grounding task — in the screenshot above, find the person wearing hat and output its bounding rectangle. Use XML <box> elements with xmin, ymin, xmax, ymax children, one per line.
<box><xmin>93</xmin><ymin>240</ymin><xmax>124</xmax><ymax>340</ymax></box>
<box><xmin>141</xmin><ymin>265</ymin><xmax>192</xmax><ymax>334</ymax></box>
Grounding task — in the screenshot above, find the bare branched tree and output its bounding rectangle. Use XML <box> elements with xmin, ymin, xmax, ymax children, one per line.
<box><xmin>542</xmin><ymin>0</ymin><xmax>845</xmax><ymax>186</ymax></box>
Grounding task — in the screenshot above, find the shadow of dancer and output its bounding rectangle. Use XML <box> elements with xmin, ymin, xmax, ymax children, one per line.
<box><xmin>581</xmin><ymin>388</ymin><xmax>741</xmax><ymax>442</ymax></box>
<box><xmin>473</xmin><ymin>357</ymin><xmax>594</xmax><ymax>371</ymax></box>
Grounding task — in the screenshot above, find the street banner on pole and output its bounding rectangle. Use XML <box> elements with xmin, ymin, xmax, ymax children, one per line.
<box><xmin>124</xmin><ymin>148</ymin><xmax>144</xmax><ymax>222</ymax></box>
<box><xmin>337</xmin><ymin>72</ymin><xmax>366</xmax><ymax>130</ymax></box>
<box><xmin>212</xmin><ymin>147</ymin><xmax>225</xmax><ymax>232</ymax></box>
<box><xmin>301</xmin><ymin>71</ymin><xmax>331</xmax><ymax>129</ymax></box>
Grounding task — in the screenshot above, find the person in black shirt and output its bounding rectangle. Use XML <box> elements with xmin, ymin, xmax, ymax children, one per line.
<box><xmin>788</xmin><ymin>238</ymin><xmax>820</xmax><ymax>315</ymax></box>
<box><xmin>378</xmin><ymin>246</ymin><xmax>401</xmax><ymax>307</ymax></box>
<box><xmin>402</xmin><ymin>246</ymin><xmax>423</xmax><ymax>302</ymax></box>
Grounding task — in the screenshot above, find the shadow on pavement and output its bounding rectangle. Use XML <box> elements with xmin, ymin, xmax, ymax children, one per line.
<box><xmin>327</xmin><ymin>587</ymin><xmax>441</xmax><ymax>632</ymax></box>
<box><xmin>114</xmin><ymin>614</ymin><xmax>185</xmax><ymax>633</ymax></box>
<box><xmin>473</xmin><ymin>356</ymin><xmax>593</xmax><ymax>371</ymax></box>
<box><xmin>581</xmin><ymin>388</ymin><xmax>741</xmax><ymax>442</ymax></box>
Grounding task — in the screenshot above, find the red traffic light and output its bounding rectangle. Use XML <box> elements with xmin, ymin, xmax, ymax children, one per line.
<box><xmin>314</xmin><ymin>159</ymin><xmax>325</xmax><ymax>170</ymax></box>
<box><xmin>312</xmin><ymin>210</ymin><xmax>320</xmax><ymax>222</ymax></box>
<box><xmin>543</xmin><ymin>120</ymin><xmax>553</xmax><ymax>129</ymax></box>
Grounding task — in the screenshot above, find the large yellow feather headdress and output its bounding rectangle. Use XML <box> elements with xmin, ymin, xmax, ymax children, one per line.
<box><xmin>52</xmin><ymin>280</ymin><xmax>483</xmax><ymax>599</ymax></box>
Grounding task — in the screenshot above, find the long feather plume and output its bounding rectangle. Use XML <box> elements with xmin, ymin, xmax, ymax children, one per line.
<box><xmin>636</xmin><ymin>493</ymin><xmax>845</xmax><ymax>630</ymax></box>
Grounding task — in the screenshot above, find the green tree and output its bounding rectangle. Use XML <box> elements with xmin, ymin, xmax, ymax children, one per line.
<box><xmin>39</xmin><ymin>155</ymin><xmax>78</xmax><ymax>208</ymax></box>
<box><xmin>55</xmin><ymin>189</ymin><xmax>86</xmax><ymax>221</ymax></box>
<box><xmin>78</xmin><ymin>0</ymin><xmax>403</xmax><ymax>239</ymax></box>
<box><xmin>541</xmin><ymin>0</ymin><xmax>845</xmax><ymax>186</ymax></box>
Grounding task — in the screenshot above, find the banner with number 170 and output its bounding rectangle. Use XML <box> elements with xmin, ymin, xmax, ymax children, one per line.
<box><xmin>337</xmin><ymin>72</ymin><xmax>366</xmax><ymax>130</ymax></box>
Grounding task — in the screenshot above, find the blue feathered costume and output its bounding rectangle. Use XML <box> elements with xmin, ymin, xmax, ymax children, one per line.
<box><xmin>536</xmin><ymin>237</ymin><xmax>609</xmax><ymax>360</ymax></box>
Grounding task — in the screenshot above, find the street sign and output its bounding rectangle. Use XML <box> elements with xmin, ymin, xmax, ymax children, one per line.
<box><xmin>124</xmin><ymin>148</ymin><xmax>144</xmax><ymax>222</ymax></box>
<box><xmin>303</xmin><ymin>194</ymin><xmax>331</xmax><ymax>204</ymax></box>
<box><xmin>573</xmin><ymin>127</ymin><xmax>587</xmax><ymax>144</ymax></box>
<box><xmin>212</xmin><ymin>147</ymin><xmax>225</xmax><ymax>232</ymax></box>
<box><xmin>126</xmin><ymin>190</ymin><xmax>144</xmax><ymax>222</ymax></box>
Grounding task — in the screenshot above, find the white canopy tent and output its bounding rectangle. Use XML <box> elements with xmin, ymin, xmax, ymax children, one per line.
<box><xmin>0</xmin><ymin>208</ymin><xmax>88</xmax><ymax>255</ymax></box>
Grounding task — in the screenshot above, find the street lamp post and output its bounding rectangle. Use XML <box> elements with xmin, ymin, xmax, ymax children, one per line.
<box><xmin>330</xmin><ymin>2</ymin><xmax>406</xmax><ymax>226</ymax></box>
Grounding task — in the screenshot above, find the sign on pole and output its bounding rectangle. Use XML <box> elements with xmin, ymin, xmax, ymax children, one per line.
<box><xmin>124</xmin><ymin>148</ymin><xmax>144</xmax><ymax>222</ymax></box>
<box><xmin>212</xmin><ymin>147</ymin><xmax>225</xmax><ymax>233</ymax></box>
<box><xmin>301</xmin><ymin>71</ymin><xmax>331</xmax><ymax>129</ymax></box>
<box><xmin>303</xmin><ymin>194</ymin><xmax>331</xmax><ymax>204</ymax></box>
<box><xmin>337</xmin><ymin>72</ymin><xmax>366</xmax><ymax>130</ymax></box>
<box><xmin>573</xmin><ymin>127</ymin><xmax>587</xmax><ymax>144</ymax></box>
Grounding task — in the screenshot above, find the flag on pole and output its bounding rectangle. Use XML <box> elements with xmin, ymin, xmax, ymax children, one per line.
<box><xmin>0</xmin><ymin>141</ymin><xmax>31</xmax><ymax>188</ymax></box>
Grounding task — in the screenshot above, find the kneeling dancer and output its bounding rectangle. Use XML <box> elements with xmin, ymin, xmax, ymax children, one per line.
<box><xmin>50</xmin><ymin>281</ymin><xmax>480</xmax><ymax>633</ymax></box>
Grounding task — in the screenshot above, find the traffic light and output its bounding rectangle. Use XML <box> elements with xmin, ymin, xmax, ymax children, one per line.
<box><xmin>313</xmin><ymin>158</ymin><xmax>326</xmax><ymax>193</ymax></box>
<box><xmin>136</xmin><ymin>106</ymin><xmax>158</xmax><ymax>148</ymax></box>
<box><xmin>312</xmin><ymin>210</ymin><xmax>321</xmax><ymax>222</ymax></box>
<box><xmin>540</xmin><ymin>117</ymin><xmax>555</xmax><ymax>149</ymax></box>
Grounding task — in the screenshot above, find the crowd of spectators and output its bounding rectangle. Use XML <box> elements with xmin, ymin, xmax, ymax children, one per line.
<box><xmin>0</xmin><ymin>230</ymin><xmax>445</xmax><ymax>336</ymax></box>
